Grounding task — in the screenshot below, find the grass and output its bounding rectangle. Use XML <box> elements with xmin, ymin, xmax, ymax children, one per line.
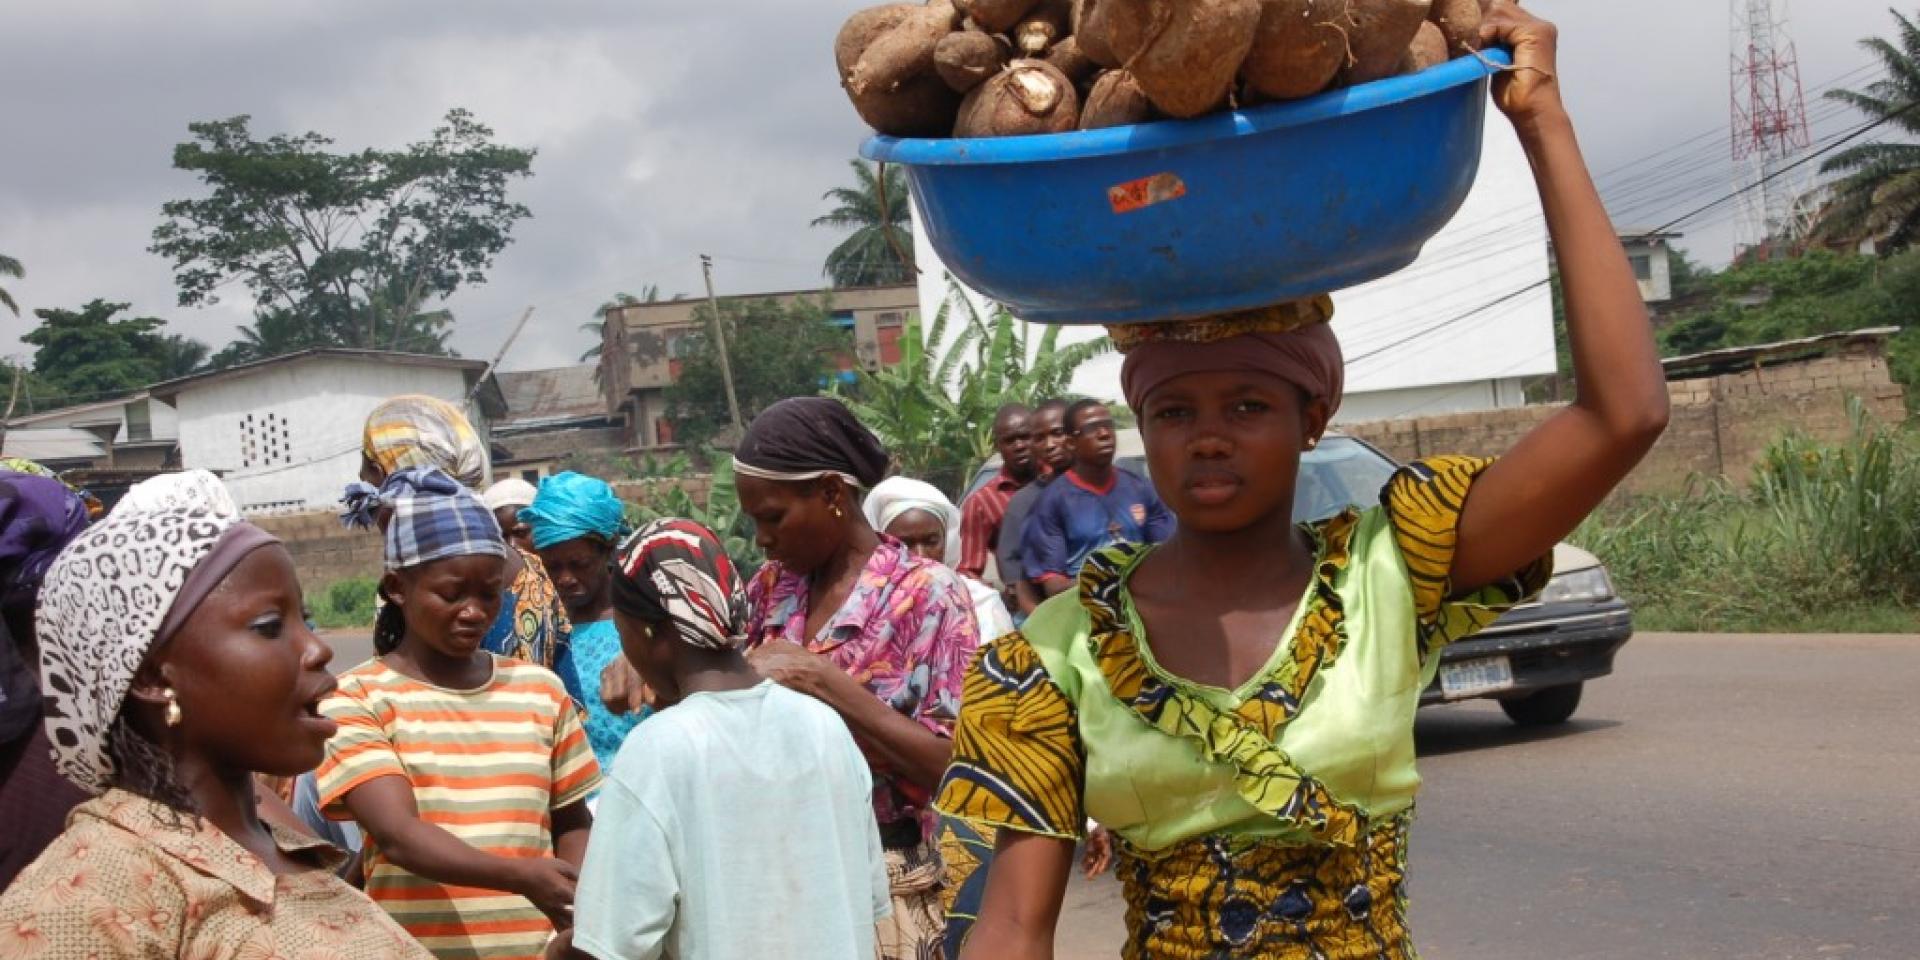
<box><xmin>1634</xmin><ymin>600</ymin><xmax>1920</xmax><ymax>634</ymax></box>
<box><xmin>310</xmin><ymin>577</ymin><xmax>378</xmax><ymax>630</ymax></box>
<box><xmin>1575</xmin><ymin>402</ymin><xmax>1920</xmax><ymax>635</ymax></box>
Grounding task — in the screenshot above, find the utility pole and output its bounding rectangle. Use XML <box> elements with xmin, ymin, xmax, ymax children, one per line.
<box><xmin>700</xmin><ymin>254</ymin><xmax>745</xmax><ymax>440</ymax></box>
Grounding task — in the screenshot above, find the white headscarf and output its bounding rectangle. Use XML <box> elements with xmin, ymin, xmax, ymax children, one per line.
<box><xmin>482</xmin><ymin>477</ymin><xmax>538</xmax><ymax>513</ymax></box>
<box><xmin>862</xmin><ymin>477</ymin><xmax>1015</xmax><ymax>642</ymax></box>
<box><xmin>862</xmin><ymin>477</ymin><xmax>962</xmax><ymax>568</ymax></box>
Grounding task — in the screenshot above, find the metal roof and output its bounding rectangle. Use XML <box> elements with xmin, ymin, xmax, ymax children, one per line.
<box><xmin>494</xmin><ymin>365</ymin><xmax>604</xmax><ymax>424</ymax></box>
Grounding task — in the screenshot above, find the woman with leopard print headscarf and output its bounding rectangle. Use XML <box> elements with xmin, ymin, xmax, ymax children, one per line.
<box><xmin>0</xmin><ymin>470</ymin><xmax>431</xmax><ymax>959</ymax></box>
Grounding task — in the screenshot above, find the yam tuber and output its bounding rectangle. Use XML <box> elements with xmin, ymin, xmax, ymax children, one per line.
<box><xmin>958</xmin><ymin>0</ymin><xmax>1044</xmax><ymax>33</ymax></box>
<box><xmin>1344</xmin><ymin>0</ymin><xmax>1432</xmax><ymax>84</ymax></box>
<box><xmin>839</xmin><ymin>1</ymin><xmax>964</xmax><ymax>136</ymax></box>
<box><xmin>955</xmin><ymin>58</ymin><xmax>1082</xmax><ymax>136</ymax></box>
<box><xmin>1080</xmin><ymin>69</ymin><xmax>1156</xmax><ymax>128</ymax></box>
<box><xmin>1240</xmin><ymin>0</ymin><xmax>1349</xmax><ymax>101</ymax></box>
<box><xmin>836</xmin><ymin>4</ymin><xmax>918</xmax><ymax>78</ymax></box>
<box><xmin>1429</xmin><ymin>0</ymin><xmax>1481</xmax><ymax>54</ymax></box>
<box><xmin>1045</xmin><ymin>36</ymin><xmax>1100</xmax><ymax>83</ymax></box>
<box><xmin>1399</xmin><ymin>20</ymin><xmax>1448</xmax><ymax>73</ymax></box>
<box><xmin>846</xmin><ymin>0</ymin><xmax>962</xmax><ymax>98</ymax></box>
<box><xmin>1074</xmin><ymin>0</ymin><xmax>1123</xmax><ymax>67</ymax></box>
<box><xmin>1106</xmin><ymin>0</ymin><xmax>1262</xmax><ymax>119</ymax></box>
<box><xmin>935</xmin><ymin>30</ymin><xmax>1011</xmax><ymax>92</ymax></box>
<box><xmin>1014</xmin><ymin>0</ymin><xmax>1074</xmax><ymax>55</ymax></box>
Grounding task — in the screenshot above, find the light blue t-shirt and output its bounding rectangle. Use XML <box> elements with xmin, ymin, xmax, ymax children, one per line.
<box><xmin>573</xmin><ymin>681</ymin><xmax>890</xmax><ymax>960</ymax></box>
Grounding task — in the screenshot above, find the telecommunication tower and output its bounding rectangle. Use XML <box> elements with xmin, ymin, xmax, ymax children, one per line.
<box><xmin>1730</xmin><ymin>0</ymin><xmax>1813</xmax><ymax>252</ymax></box>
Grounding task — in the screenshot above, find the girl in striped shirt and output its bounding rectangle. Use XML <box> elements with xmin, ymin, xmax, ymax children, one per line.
<box><xmin>318</xmin><ymin>468</ymin><xmax>600</xmax><ymax>960</ymax></box>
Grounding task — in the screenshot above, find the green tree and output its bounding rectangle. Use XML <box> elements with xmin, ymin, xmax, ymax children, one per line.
<box><xmin>154</xmin><ymin>335</ymin><xmax>210</xmax><ymax>380</ymax></box>
<box><xmin>151</xmin><ymin>108</ymin><xmax>534</xmax><ymax>350</ymax></box>
<box><xmin>664</xmin><ymin>296</ymin><xmax>852</xmax><ymax>451</ymax></box>
<box><xmin>812</xmin><ymin>159</ymin><xmax>913</xmax><ymax>287</ymax></box>
<box><xmin>1812</xmin><ymin>9</ymin><xmax>1920</xmax><ymax>251</ymax></box>
<box><xmin>842</xmin><ymin>280</ymin><xmax>1111</xmax><ymax>496</ymax></box>
<box><xmin>22</xmin><ymin>300</ymin><xmax>207</xmax><ymax>402</ymax></box>
<box><xmin>0</xmin><ymin>254</ymin><xmax>21</xmax><ymax>317</ymax></box>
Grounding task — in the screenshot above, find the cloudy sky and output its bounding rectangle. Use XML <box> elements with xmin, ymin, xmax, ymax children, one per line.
<box><xmin>0</xmin><ymin>0</ymin><xmax>1904</xmax><ymax>378</ymax></box>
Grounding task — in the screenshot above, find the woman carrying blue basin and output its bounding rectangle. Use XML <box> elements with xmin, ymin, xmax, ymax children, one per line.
<box><xmin>935</xmin><ymin>5</ymin><xmax>1670</xmax><ymax>958</ymax></box>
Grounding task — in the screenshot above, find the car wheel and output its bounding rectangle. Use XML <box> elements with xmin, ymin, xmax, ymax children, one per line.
<box><xmin>1499</xmin><ymin>683</ymin><xmax>1583</xmax><ymax>726</ymax></box>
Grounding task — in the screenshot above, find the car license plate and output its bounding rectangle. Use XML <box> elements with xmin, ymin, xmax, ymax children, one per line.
<box><xmin>1440</xmin><ymin>656</ymin><xmax>1514</xmax><ymax>700</ymax></box>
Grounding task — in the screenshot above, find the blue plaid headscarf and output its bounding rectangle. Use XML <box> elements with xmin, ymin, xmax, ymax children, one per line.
<box><xmin>341</xmin><ymin>467</ymin><xmax>509</xmax><ymax>571</ymax></box>
<box><xmin>521</xmin><ymin>471</ymin><xmax>628</xmax><ymax>551</ymax></box>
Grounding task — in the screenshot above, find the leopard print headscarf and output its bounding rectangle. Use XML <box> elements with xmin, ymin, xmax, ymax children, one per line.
<box><xmin>34</xmin><ymin>471</ymin><xmax>245</xmax><ymax>794</ymax></box>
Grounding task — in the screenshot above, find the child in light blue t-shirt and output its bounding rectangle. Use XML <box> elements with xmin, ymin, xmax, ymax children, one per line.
<box><xmin>558</xmin><ymin>519</ymin><xmax>889</xmax><ymax>960</ymax></box>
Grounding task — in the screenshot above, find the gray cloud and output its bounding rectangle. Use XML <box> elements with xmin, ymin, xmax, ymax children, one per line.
<box><xmin>0</xmin><ymin>0</ymin><xmax>1902</xmax><ymax>373</ymax></box>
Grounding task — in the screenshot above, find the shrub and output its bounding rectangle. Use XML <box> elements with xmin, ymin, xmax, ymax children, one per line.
<box><xmin>311</xmin><ymin>576</ymin><xmax>379</xmax><ymax>630</ymax></box>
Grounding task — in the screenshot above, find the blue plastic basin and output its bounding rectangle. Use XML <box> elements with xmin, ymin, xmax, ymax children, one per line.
<box><xmin>861</xmin><ymin>49</ymin><xmax>1510</xmax><ymax>325</ymax></box>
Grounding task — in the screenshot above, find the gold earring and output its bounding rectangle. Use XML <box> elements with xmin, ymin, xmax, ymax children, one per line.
<box><xmin>163</xmin><ymin>688</ymin><xmax>183</xmax><ymax>728</ymax></box>
<box><xmin>1306</xmin><ymin>438</ymin><xmax>1319</xmax><ymax>450</ymax></box>
<box><xmin>831</xmin><ymin>504</ymin><xmax>844</xmax><ymax>518</ymax></box>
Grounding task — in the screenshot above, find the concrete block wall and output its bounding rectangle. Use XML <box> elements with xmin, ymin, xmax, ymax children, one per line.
<box><xmin>1342</xmin><ymin>352</ymin><xmax>1908</xmax><ymax>498</ymax></box>
<box><xmin>253</xmin><ymin>512</ymin><xmax>384</xmax><ymax>593</ymax></box>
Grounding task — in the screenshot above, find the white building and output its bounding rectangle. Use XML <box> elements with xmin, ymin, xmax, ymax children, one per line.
<box><xmin>1615</xmin><ymin>227</ymin><xmax>1683</xmax><ymax>304</ymax></box>
<box><xmin>150</xmin><ymin>349</ymin><xmax>504</xmax><ymax>515</ymax></box>
<box><xmin>912</xmin><ymin>114</ymin><xmax>1557</xmax><ymax>424</ymax></box>
<box><xmin>2</xmin><ymin>393</ymin><xmax>180</xmax><ymax>470</ymax></box>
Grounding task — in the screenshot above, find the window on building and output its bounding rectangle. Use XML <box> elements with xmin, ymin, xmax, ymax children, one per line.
<box><xmin>875</xmin><ymin>311</ymin><xmax>906</xmax><ymax>328</ymax></box>
<box><xmin>125</xmin><ymin>400</ymin><xmax>153</xmax><ymax>443</ymax></box>
<box><xmin>240</xmin><ymin>411</ymin><xmax>293</xmax><ymax>469</ymax></box>
<box><xmin>1629</xmin><ymin>253</ymin><xmax>1653</xmax><ymax>282</ymax></box>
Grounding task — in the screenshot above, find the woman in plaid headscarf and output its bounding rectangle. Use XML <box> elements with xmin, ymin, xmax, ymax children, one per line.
<box><xmin>358</xmin><ymin>396</ymin><xmax>573</xmax><ymax>685</ymax></box>
<box><xmin>321</xmin><ymin>467</ymin><xmax>600</xmax><ymax>960</ymax></box>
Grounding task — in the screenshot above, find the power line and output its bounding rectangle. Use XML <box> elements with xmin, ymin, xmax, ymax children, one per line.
<box><xmin>1348</xmin><ymin>96</ymin><xmax>1920</xmax><ymax>370</ymax></box>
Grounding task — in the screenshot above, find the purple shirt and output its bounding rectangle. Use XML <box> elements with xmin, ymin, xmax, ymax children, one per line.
<box><xmin>746</xmin><ymin>536</ymin><xmax>981</xmax><ymax>839</ymax></box>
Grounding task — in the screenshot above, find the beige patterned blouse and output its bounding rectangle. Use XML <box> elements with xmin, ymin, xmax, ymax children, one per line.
<box><xmin>0</xmin><ymin>789</ymin><xmax>432</xmax><ymax>960</ymax></box>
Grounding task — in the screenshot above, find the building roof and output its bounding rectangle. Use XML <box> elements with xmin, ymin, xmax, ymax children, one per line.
<box><xmin>0</xmin><ymin>427</ymin><xmax>108</xmax><ymax>462</ymax></box>
<box><xmin>495</xmin><ymin>365</ymin><xmax>604</xmax><ymax>425</ymax></box>
<box><xmin>5</xmin><ymin>392</ymin><xmax>146</xmax><ymax>428</ymax></box>
<box><xmin>1661</xmin><ymin>326</ymin><xmax>1899</xmax><ymax>380</ymax></box>
<box><xmin>148</xmin><ymin>349</ymin><xmax>506</xmax><ymax>416</ymax></box>
<box><xmin>1616</xmin><ymin>226</ymin><xmax>1685</xmax><ymax>241</ymax></box>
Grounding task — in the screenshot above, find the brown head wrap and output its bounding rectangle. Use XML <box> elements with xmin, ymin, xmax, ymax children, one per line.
<box><xmin>1115</xmin><ymin>296</ymin><xmax>1345</xmax><ymax>416</ymax></box>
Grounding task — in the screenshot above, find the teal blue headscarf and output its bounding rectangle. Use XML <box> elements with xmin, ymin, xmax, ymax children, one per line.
<box><xmin>522</xmin><ymin>472</ymin><xmax>628</xmax><ymax>550</ymax></box>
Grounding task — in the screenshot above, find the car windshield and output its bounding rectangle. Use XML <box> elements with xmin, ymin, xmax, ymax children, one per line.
<box><xmin>1292</xmin><ymin>436</ymin><xmax>1400</xmax><ymax>523</ymax></box>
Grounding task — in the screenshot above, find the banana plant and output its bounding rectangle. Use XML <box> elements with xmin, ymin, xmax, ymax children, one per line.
<box><xmin>841</xmin><ymin>278</ymin><xmax>1111</xmax><ymax>498</ymax></box>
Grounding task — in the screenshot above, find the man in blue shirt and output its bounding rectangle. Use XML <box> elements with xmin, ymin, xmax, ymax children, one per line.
<box><xmin>1024</xmin><ymin>399</ymin><xmax>1173</xmax><ymax>597</ymax></box>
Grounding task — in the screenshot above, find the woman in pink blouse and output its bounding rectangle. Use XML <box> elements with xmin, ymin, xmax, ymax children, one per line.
<box><xmin>733</xmin><ymin>398</ymin><xmax>983</xmax><ymax>960</ymax></box>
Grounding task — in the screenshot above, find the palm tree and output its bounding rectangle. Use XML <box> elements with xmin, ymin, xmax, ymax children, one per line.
<box><xmin>0</xmin><ymin>255</ymin><xmax>22</xmax><ymax>317</ymax></box>
<box><xmin>812</xmin><ymin>159</ymin><xmax>914</xmax><ymax>288</ymax></box>
<box><xmin>208</xmin><ymin>309</ymin><xmax>341</xmax><ymax>368</ymax></box>
<box><xmin>580</xmin><ymin>286</ymin><xmax>662</xmax><ymax>364</ymax></box>
<box><xmin>1813</xmin><ymin>10</ymin><xmax>1920</xmax><ymax>251</ymax></box>
<box><xmin>153</xmin><ymin>335</ymin><xmax>210</xmax><ymax>380</ymax></box>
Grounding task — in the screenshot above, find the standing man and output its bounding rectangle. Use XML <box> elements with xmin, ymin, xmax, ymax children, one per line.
<box><xmin>956</xmin><ymin>403</ymin><xmax>1039</xmax><ymax>582</ymax></box>
<box><xmin>1024</xmin><ymin>399</ymin><xmax>1173</xmax><ymax>598</ymax></box>
<box><xmin>995</xmin><ymin>399</ymin><xmax>1071</xmax><ymax>617</ymax></box>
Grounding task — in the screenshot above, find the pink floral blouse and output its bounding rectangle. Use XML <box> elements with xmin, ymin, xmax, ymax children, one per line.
<box><xmin>746</xmin><ymin>537</ymin><xmax>982</xmax><ymax>840</ymax></box>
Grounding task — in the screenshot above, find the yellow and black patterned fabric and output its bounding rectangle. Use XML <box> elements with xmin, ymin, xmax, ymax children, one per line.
<box><xmin>934</xmin><ymin>456</ymin><xmax>1551</xmax><ymax>959</ymax></box>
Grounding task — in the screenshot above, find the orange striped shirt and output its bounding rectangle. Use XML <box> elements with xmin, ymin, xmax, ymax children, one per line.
<box><xmin>317</xmin><ymin>656</ymin><xmax>600</xmax><ymax>960</ymax></box>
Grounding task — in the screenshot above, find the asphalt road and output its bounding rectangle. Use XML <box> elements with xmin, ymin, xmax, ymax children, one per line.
<box><xmin>1054</xmin><ymin>632</ymin><xmax>1920</xmax><ymax>959</ymax></box>
<box><xmin>322</xmin><ymin>631</ymin><xmax>1920</xmax><ymax>958</ymax></box>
